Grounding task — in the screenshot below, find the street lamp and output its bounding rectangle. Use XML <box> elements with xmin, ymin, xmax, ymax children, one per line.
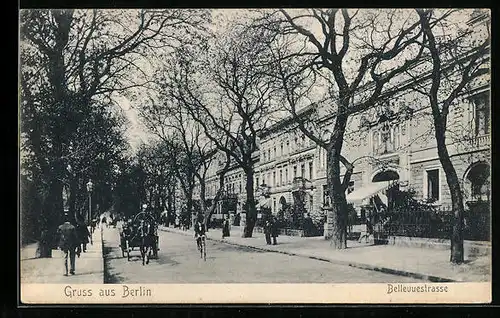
<box><xmin>86</xmin><ymin>179</ymin><xmax>94</xmax><ymax>226</ymax></box>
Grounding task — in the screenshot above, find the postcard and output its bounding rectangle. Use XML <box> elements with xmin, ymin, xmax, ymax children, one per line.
<box><xmin>19</xmin><ymin>8</ymin><xmax>491</xmax><ymax>304</ymax></box>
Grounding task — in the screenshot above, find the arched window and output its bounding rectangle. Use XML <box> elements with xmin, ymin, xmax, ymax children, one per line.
<box><xmin>466</xmin><ymin>162</ymin><xmax>490</xmax><ymax>201</ymax></box>
<box><xmin>473</xmin><ymin>93</ymin><xmax>490</xmax><ymax>136</ymax></box>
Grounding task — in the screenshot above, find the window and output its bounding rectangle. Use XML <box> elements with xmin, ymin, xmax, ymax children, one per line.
<box><xmin>280</xmin><ymin>143</ymin><xmax>283</xmax><ymax>157</ymax></box>
<box><xmin>394</xmin><ymin>125</ymin><xmax>400</xmax><ymax>149</ymax></box>
<box><xmin>268</xmin><ymin>149</ymin><xmax>271</xmax><ymax>161</ymax></box>
<box><xmin>273</xmin><ymin>147</ymin><xmax>276</xmax><ymax>158</ymax></box>
<box><xmin>285</xmin><ymin>168</ymin><xmax>288</xmax><ymax>184</ymax></box>
<box><xmin>323</xmin><ymin>184</ymin><xmax>330</xmax><ymax>206</ymax></box>
<box><xmin>293</xmin><ymin>165</ymin><xmax>297</xmax><ymax>179</ymax></box>
<box><xmin>286</xmin><ymin>141</ymin><xmax>290</xmax><ymax>155</ymax></box>
<box><xmin>279</xmin><ymin>169</ymin><xmax>283</xmax><ymax>186</ymax></box>
<box><xmin>373</xmin><ymin>130</ymin><xmax>379</xmax><ymax>153</ymax></box>
<box><xmin>294</xmin><ymin>137</ymin><xmax>298</xmax><ymax>150</ymax></box>
<box><xmin>273</xmin><ymin>198</ymin><xmax>277</xmax><ymax>214</ymax></box>
<box><xmin>256</xmin><ymin>176</ymin><xmax>259</xmax><ymax>187</ymax></box>
<box><xmin>301</xmin><ymin>163</ymin><xmax>305</xmax><ymax>178</ymax></box>
<box><xmin>347</xmin><ymin>181</ymin><xmax>355</xmax><ymax>194</ymax></box>
<box><xmin>309</xmin><ymin>162</ymin><xmax>314</xmax><ymax>180</ymax></box>
<box><xmin>474</xmin><ymin>93</ymin><xmax>490</xmax><ymax>135</ymax></box>
<box><xmin>467</xmin><ymin>163</ymin><xmax>490</xmax><ymax>201</ymax></box>
<box><xmin>239</xmin><ymin>182</ymin><xmax>242</xmax><ymax>193</ymax></box>
<box><xmin>273</xmin><ymin>171</ymin><xmax>276</xmax><ymax>187</ymax></box>
<box><xmin>426</xmin><ymin>169</ymin><xmax>440</xmax><ymax>201</ymax></box>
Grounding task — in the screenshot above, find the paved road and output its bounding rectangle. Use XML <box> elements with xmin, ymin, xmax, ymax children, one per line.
<box><xmin>102</xmin><ymin>228</ymin><xmax>421</xmax><ymax>283</ymax></box>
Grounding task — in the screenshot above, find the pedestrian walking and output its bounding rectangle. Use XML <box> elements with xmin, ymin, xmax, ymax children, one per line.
<box><xmin>222</xmin><ymin>217</ymin><xmax>230</xmax><ymax>238</ymax></box>
<box><xmin>271</xmin><ymin>216</ymin><xmax>279</xmax><ymax>245</ymax></box>
<box><xmin>75</xmin><ymin>216</ymin><xmax>91</xmax><ymax>253</ymax></box>
<box><xmin>101</xmin><ymin>216</ymin><xmax>108</xmax><ymax>228</ymax></box>
<box><xmin>91</xmin><ymin>218</ymin><xmax>97</xmax><ymax>232</ymax></box>
<box><xmin>57</xmin><ymin>213</ymin><xmax>80</xmax><ymax>276</ymax></box>
<box><xmin>264</xmin><ymin>218</ymin><xmax>272</xmax><ymax>245</ymax></box>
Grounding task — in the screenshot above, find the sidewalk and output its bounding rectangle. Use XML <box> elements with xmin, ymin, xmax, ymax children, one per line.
<box><xmin>20</xmin><ymin>227</ymin><xmax>105</xmax><ymax>284</ymax></box>
<box><xmin>159</xmin><ymin>225</ymin><xmax>491</xmax><ymax>283</ymax></box>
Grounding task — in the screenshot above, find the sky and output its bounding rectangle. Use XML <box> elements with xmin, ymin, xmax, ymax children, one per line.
<box><xmin>113</xmin><ymin>95</ymin><xmax>152</xmax><ymax>153</ymax></box>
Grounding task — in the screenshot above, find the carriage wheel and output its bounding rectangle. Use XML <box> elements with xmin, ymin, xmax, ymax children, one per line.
<box><xmin>141</xmin><ymin>247</ymin><xmax>146</xmax><ymax>266</ymax></box>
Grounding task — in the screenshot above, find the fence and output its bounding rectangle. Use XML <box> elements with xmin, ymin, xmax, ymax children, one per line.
<box><xmin>380</xmin><ymin>204</ymin><xmax>490</xmax><ymax>241</ymax></box>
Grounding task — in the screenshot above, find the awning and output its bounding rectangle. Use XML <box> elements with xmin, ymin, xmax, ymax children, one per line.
<box><xmin>346</xmin><ymin>181</ymin><xmax>392</xmax><ymax>204</ymax></box>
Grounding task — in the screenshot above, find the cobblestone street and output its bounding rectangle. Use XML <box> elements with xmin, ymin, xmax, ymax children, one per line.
<box><xmin>102</xmin><ymin>228</ymin><xmax>421</xmax><ymax>284</ymax></box>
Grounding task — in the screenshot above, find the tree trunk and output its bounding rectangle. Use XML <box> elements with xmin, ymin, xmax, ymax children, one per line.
<box><xmin>243</xmin><ymin>167</ymin><xmax>256</xmax><ymax>238</ymax></box>
<box><xmin>167</xmin><ymin>185</ymin><xmax>174</xmax><ymax>225</ymax></box>
<box><xmin>171</xmin><ymin>183</ymin><xmax>176</xmax><ymax>225</ymax></box>
<box><xmin>199</xmin><ymin>178</ymin><xmax>208</xmax><ymax>226</ymax></box>
<box><xmin>435</xmin><ymin>125</ymin><xmax>465</xmax><ymax>264</ymax></box>
<box><xmin>326</xmin><ymin>153</ymin><xmax>348</xmax><ymax>249</ymax></box>
<box><xmin>325</xmin><ymin>114</ymin><xmax>349</xmax><ymax>249</ymax></box>
<box><xmin>36</xmin><ymin>178</ymin><xmax>64</xmax><ymax>258</ymax></box>
<box><xmin>186</xmin><ymin>191</ymin><xmax>194</xmax><ymax>228</ymax></box>
<box><xmin>68</xmin><ymin>176</ymin><xmax>78</xmax><ymax>221</ymax></box>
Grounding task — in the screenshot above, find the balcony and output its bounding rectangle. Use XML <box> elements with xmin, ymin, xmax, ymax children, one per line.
<box><xmin>475</xmin><ymin>134</ymin><xmax>490</xmax><ymax>148</ymax></box>
<box><xmin>460</xmin><ymin>134</ymin><xmax>490</xmax><ymax>151</ymax></box>
<box><xmin>221</xmin><ymin>190</ymin><xmax>238</xmax><ymax>200</ymax></box>
<box><xmin>374</xmin><ymin>141</ymin><xmax>397</xmax><ymax>156</ymax></box>
<box><xmin>292</xmin><ymin>177</ymin><xmax>313</xmax><ymax>193</ymax></box>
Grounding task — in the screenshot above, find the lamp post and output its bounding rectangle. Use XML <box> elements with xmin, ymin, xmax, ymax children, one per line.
<box><xmin>86</xmin><ymin>179</ymin><xmax>94</xmax><ymax>226</ymax></box>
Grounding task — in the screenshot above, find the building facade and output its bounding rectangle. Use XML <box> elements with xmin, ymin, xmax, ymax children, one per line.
<box><xmin>194</xmin><ymin>11</ymin><xmax>490</xmax><ymax>234</ymax></box>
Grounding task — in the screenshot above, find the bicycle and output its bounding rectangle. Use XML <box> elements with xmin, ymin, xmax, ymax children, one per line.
<box><xmin>196</xmin><ymin>234</ymin><xmax>206</xmax><ymax>261</ymax></box>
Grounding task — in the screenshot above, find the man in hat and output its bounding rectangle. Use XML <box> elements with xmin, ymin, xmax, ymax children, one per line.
<box><xmin>57</xmin><ymin>212</ymin><xmax>80</xmax><ymax>276</ymax></box>
<box><xmin>75</xmin><ymin>215</ymin><xmax>91</xmax><ymax>253</ymax></box>
<box><xmin>193</xmin><ymin>215</ymin><xmax>206</xmax><ymax>251</ymax></box>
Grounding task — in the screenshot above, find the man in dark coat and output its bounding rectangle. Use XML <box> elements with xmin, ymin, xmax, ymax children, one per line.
<box><xmin>270</xmin><ymin>216</ymin><xmax>279</xmax><ymax>245</ymax></box>
<box><xmin>75</xmin><ymin>216</ymin><xmax>91</xmax><ymax>253</ymax></box>
<box><xmin>264</xmin><ymin>218</ymin><xmax>272</xmax><ymax>245</ymax></box>
<box><xmin>57</xmin><ymin>213</ymin><xmax>80</xmax><ymax>276</ymax></box>
<box><xmin>222</xmin><ymin>217</ymin><xmax>230</xmax><ymax>238</ymax></box>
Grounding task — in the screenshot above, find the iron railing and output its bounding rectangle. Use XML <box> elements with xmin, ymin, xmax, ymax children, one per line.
<box><xmin>379</xmin><ymin>204</ymin><xmax>490</xmax><ymax>241</ymax></box>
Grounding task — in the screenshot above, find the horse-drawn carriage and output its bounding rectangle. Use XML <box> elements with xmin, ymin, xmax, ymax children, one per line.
<box><xmin>119</xmin><ymin>212</ymin><xmax>159</xmax><ymax>265</ymax></box>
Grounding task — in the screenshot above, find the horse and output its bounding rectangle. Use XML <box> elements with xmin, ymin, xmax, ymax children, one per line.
<box><xmin>138</xmin><ymin>220</ymin><xmax>156</xmax><ymax>265</ymax></box>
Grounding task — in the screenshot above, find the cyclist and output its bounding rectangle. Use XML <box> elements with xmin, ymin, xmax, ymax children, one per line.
<box><xmin>194</xmin><ymin>218</ymin><xmax>206</xmax><ymax>251</ymax></box>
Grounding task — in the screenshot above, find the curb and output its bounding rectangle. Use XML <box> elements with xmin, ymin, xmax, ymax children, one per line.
<box><xmin>159</xmin><ymin>227</ymin><xmax>457</xmax><ymax>283</ymax></box>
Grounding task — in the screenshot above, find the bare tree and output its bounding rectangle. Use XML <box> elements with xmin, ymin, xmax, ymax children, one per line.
<box><xmin>168</xmin><ymin>22</ymin><xmax>280</xmax><ymax>237</ymax></box>
<box><xmin>20</xmin><ymin>8</ymin><xmax>210</xmax><ymax>257</ymax></box>
<box><xmin>253</xmin><ymin>9</ymin><xmax>436</xmax><ymax>248</ymax></box>
<box><xmin>138</xmin><ymin>86</ymin><xmax>235</xmax><ymax>229</ymax></box>
<box><xmin>412</xmin><ymin>9</ymin><xmax>490</xmax><ymax>263</ymax></box>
